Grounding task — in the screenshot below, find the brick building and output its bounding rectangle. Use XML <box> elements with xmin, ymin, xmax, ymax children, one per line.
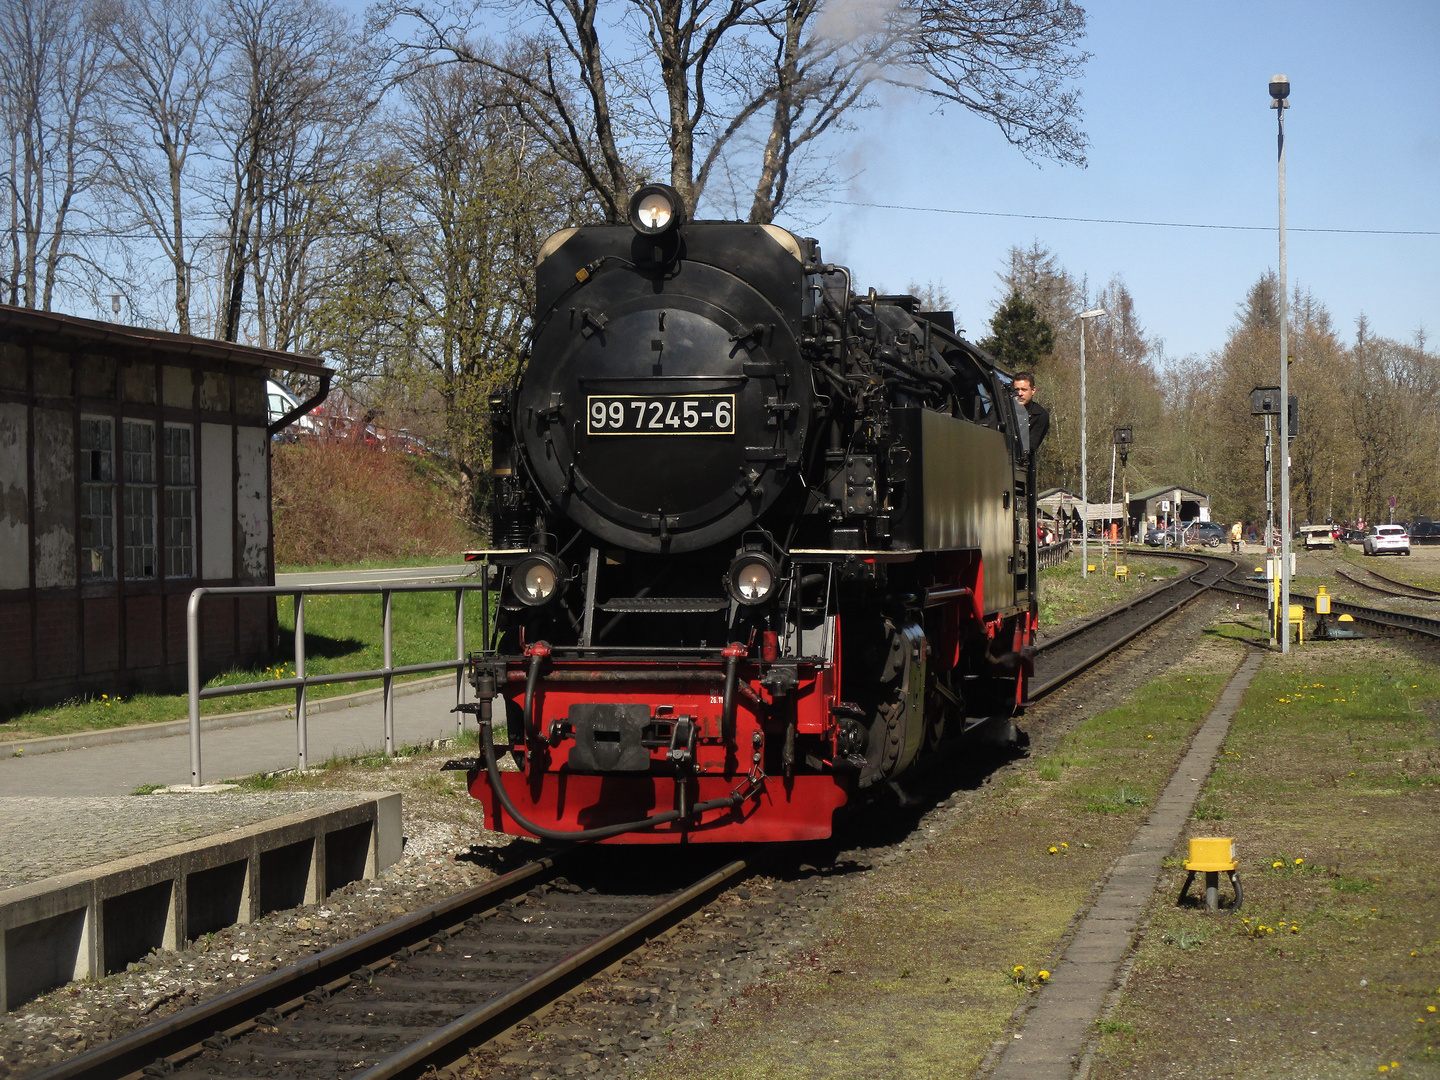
<box><xmin>0</xmin><ymin>305</ymin><xmax>332</xmax><ymax>713</ymax></box>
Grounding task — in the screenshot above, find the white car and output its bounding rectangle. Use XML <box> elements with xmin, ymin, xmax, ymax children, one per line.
<box><xmin>1363</xmin><ymin>525</ymin><xmax>1410</xmax><ymax>556</ymax></box>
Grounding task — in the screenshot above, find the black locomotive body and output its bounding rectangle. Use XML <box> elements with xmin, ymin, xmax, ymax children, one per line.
<box><xmin>464</xmin><ymin>186</ymin><xmax>1038</xmax><ymax>843</ymax></box>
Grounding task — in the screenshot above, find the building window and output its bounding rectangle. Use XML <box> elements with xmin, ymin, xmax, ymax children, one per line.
<box><xmin>80</xmin><ymin>416</ymin><xmax>115</xmax><ymax>580</ymax></box>
<box><xmin>123</xmin><ymin>419</ymin><xmax>157</xmax><ymax>579</ymax></box>
<box><xmin>164</xmin><ymin>424</ymin><xmax>195</xmax><ymax>578</ymax></box>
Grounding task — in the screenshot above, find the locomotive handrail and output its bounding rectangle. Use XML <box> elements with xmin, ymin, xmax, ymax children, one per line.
<box><xmin>185</xmin><ymin>580</ymin><xmax>494</xmax><ymax>788</ymax></box>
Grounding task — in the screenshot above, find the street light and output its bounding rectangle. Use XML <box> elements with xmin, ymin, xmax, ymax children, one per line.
<box><xmin>1078</xmin><ymin>307</ymin><xmax>1107</xmax><ymax>579</ymax></box>
<box><xmin>1271</xmin><ymin>74</ymin><xmax>1292</xmax><ymax>651</ymax></box>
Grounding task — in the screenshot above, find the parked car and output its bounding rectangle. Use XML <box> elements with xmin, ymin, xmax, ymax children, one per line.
<box><xmin>1363</xmin><ymin>525</ymin><xmax>1410</xmax><ymax>556</ymax></box>
<box><xmin>1299</xmin><ymin>524</ymin><xmax>1336</xmax><ymax>550</ymax></box>
<box><xmin>266</xmin><ymin>379</ymin><xmax>320</xmax><ymax>441</ymax></box>
<box><xmin>1144</xmin><ymin>522</ymin><xmax>1220</xmax><ymax>548</ymax></box>
<box><xmin>1338</xmin><ymin>527</ymin><xmax>1366</xmax><ymax>544</ymax></box>
<box><xmin>1191</xmin><ymin>521</ymin><xmax>1225</xmax><ymax>547</ymax></box>
<box><xmin>1408</xmin><ymin>518</ymin><xmax>1440</xmax><ymax>545</ymax></box>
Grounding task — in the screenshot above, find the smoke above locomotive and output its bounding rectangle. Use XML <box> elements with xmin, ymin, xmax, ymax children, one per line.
<box><xmin>465</xmin><ymin>185</ymin><xmax>1038</xmax><ymax>844</ymax></box>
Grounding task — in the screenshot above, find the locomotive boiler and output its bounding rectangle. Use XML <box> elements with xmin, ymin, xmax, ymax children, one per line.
<box><xmin>458</xmin><ymin>184</ymin><xmax>1038</xmax><ymax>843</ymax></box>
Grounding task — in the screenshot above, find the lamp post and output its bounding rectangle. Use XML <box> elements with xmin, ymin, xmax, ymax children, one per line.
<box><xmin>1271</xmin><ymin>74</ymin><xmax>1292</xmax><ymax>651</ymax></box>
<box><xmin>1114</xmin><ymin>426</ymin><xmax>1133</xmax><ymax>569</ymax></box>
<box><xmin>1078</xmin><ymin>307</ymin><xmax>1107</xmax><ymax>579</ymax></box>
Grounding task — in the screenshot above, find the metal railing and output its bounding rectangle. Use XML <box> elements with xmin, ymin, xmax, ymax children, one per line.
<box><xmin>186</xmin><ymin>582</ymin><xmax>492</xmax><ymax>787</ymax></box>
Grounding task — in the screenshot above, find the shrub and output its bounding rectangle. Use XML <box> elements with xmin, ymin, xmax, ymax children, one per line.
<box><xmin>272</xmin><ymin>439</ymin><xmax>478</xmax><ymax>566</ymax></box>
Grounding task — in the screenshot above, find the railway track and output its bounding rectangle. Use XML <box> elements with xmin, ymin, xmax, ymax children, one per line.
<box><xmin>1210</xmin><ymin>571</ymin><xmax>1440</xmax><ymax>639</ymax></box>
<box><xmin>1334</xmin><ymin>565</ymin><xmax>1440</xmax><ymax>601</ymax></box>
<box><xmin>30</xmin><ymin>855</ymin><xmax>746</xmax><ymax>1080</ymax></box>
<box><xmin>1026</xmin><ymin>552</ymin><xmax>1231</xmax><ymax>700</ymax></box>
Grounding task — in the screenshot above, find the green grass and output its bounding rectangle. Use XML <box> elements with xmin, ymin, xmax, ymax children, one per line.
<box><xmin>1037</xmin><ymin>552</ymin><xmax>1181</xmax><ymax>626</ymax></box>
<box><xmin>1062</xmin><ymin>669</ymin><xmax>1228</xmax><ymax>816</ymax></box>
<box><xmin>0</xmin><ymin>593</ymin><xmax>498</xmax><ymax>742</ymax></box>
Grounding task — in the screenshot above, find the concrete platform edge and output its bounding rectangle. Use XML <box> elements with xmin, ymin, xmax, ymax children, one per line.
<box><xmin>0</xmin><ymin>675</ymin><xmax>457</xmax><ymax>760</ymax></box>
<box><xmin>0</xmin><ymin>791</ymin><xmax>402</xmax><ymax>1012</ymax></box>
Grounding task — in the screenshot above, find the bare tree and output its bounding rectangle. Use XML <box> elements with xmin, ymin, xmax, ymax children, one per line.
<box><xmin>98</xmin><ymin>0</ymin><xmax>223</xmax><ymax>333</ymax></box>
<box><xmin>0</xmin><ymin>0</ymin><xmax>113</xmax><ymax>309</ymax></box>
<box><xmin>312</xmin><ymin>62</ymin><xmax>592</xmax><ymax>516</ymax></box>
<box><xmin>378</xmin><ymin>0</ymin><xmax>1089</xmax><ymax>224</ymax></box>
<box><xmin>210</xmin><ymin>0</ymin><xmax>378</xmax><ymax>345</ymax></box>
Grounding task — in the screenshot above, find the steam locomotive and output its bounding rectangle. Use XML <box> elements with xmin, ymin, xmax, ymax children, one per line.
<box><xmin>458</xmin><ymin>185</ymin><xmax>1038</xmax><ymax>843</ymax></box>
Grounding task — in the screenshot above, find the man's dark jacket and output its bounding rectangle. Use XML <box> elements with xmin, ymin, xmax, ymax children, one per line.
<box><xmin>1025</xmin><ymin>399</ymin><xmax>1050</xmax><ymax>450</ymax></box>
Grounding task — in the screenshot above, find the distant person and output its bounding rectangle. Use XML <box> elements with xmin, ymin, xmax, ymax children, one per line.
<box><xmin>1013</xmin><ymin>372</ymin><xmax>1049</xmax><ymax>451</ymax></box>
<box><xmin>1230</xmin><ymin>521</ymin><xmax>1242</xmax><ymax>553</ymax></box>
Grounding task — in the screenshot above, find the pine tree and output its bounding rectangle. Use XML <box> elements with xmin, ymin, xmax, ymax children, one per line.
<box><xmin>980</xmin><ymin>290</ymin><xmax>1055</xmax><ymax>370</ymax></box>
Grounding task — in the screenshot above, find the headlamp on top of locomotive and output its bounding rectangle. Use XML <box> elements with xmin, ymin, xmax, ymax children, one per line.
<box><xmin>628</xmin><ymin>184</ymin><xmax>684</xmax><ymax>235</ymax></box>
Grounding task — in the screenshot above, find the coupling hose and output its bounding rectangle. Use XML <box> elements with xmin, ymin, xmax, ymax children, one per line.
<box><xmin>478</xmin><ymin>715</ymin><xmax>755</xmax><ymax>842</ymax></box>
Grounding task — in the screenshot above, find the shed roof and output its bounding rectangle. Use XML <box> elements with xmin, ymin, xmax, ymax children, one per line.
<box><xmin>0</xmin><ymin>304</ymin><xmax>331</xmax><ymax>379</ymax></box>
<box><xmin>1130</xmin><ymin>484</ymin><xmax>1209</xmax><ymax>502</ymax></box>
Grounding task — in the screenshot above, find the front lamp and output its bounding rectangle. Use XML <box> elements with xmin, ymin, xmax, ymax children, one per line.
<box><xmin>628</xmin><ymin>184</ymin><xmax>684</xmax><ymax>235</ymax></box>
<box><xmin>513</xmin><ymin>552</ymin><xmax>567</xmax><ymax>606</ymax></box>
<box><xmin>727</xmin><ymin>552</ymin><xmax>778</xmax><ymax>606</ymax></box>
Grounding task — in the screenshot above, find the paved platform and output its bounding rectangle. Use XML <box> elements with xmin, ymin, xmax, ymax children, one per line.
<box><xmin>0</xmin><ymin>792</ymin><xmax>401</xmax><ymax>1011</ymax></box>
<box><xmin>0</xmin><ymin>680</ymin><xmax>470</xmax><ymax>796</ymax></box>
<box><xmin>0</xmin><ymin>794</ymin><xmax>376</xmax><ymax>891</ymax></box>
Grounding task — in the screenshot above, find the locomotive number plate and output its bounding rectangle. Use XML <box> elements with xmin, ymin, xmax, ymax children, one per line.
<box><xmin>586</xmin><ymin>394</ymin><xmax>735</xmax><ymax>435</ymax></box>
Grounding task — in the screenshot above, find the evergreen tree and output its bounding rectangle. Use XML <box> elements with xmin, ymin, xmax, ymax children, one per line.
<box><xmin>980</xmin><ymin>290</ymin><xmax>1055</xmax><ymax>369</ymax></box>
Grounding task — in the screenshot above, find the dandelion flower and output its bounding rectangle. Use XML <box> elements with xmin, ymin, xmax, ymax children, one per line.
<box><xmin>1013</xmin><ymin>965</ymin><xmax>1025</xmax><ymax>975</ymax></box>
<box><xmin>1379</xmin><ymin>1067</ymin><xmax>1389</xmax><ymax>1073</ymax></box>
<box><xmin>1061</xmin><ymin>842</ymin><xmax>1068</xmax><ymax>849</ymax></box>
<box><xmin>1272</xmin><ymin>860</ymin><xmax>1284</xmax><ymax>868</ymax></box>
<box><xmin>1429</xmin><ymin>1006</ymin><xmax>1436</xmax><ymax>1013</ymax></box>
<box><xmin>1048</xmin><ymin>846</ymin><xmax>1058</xmax><ymax>854</ymax></box>
<box><xmin>1295</xmin><ymin>858</ymin><xmax>1304</xmax><ymax>865</ymax></box>
<box><xmin>1038</xmin><ymin>970</ymin><xmax>1050</xmax><ymax>980</ymax></box>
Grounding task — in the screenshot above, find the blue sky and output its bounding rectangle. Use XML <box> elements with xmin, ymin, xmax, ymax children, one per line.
<box><xmin>796</xmin><ymin>1</ymin><xmax>1440</xmax><ymax>361</ymax></box>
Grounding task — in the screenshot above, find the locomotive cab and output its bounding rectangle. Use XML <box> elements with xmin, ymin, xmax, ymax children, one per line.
<box><xmin>461</xmin><ymin>187</ymin><xmax>1037</xmax><ymax>843</ymax></box>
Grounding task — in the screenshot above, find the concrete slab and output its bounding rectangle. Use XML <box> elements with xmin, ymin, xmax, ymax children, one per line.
<box><xmin>0</xmin><ymin>792</ymin><xmax>400</xmax><ymax>1011</ymax></box>
<box><xmin>986</xmin><ymin>650</ymin><xmax>1263</xmax><ymax>1080</ymax></box>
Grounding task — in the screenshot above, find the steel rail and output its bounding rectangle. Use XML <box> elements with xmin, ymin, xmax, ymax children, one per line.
<box><xmin>354</xmin><ymin>860</ymin><xmax>748</xmax><ymax>1080</ymax></box>
<box><xmin>1210</xmin><ymin>576</ymin><xmax>1440</xmax><ymax>639</ymax></box>
<box><xmin>1337</xmin><ymin>564</ymin><xmax>1440</xmax><ymax>599</ymax></box>
<box><xmin>25</xmin><ymin>857</ymin><xmax>563</xmax><ymax>1080</ymax></box>
<box><xmin>1333</xmin><ymin>567</ymin><xmax>1440</xmax><ymax>602</ymax></box>
<box><xmin>1025</xmin><ymin>553</ymin><xmax>1230</xmax><ymax>701</ymax></box>
<box><xmin>27</xmin><ymin>856</ymin><xmax>746</xmax><ymax>1080</ymax></box>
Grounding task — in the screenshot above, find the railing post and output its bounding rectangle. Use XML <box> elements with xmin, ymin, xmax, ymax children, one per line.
<box><xmin>455</xmin><ymin>588</ymin><xmax>466</xmax><ymax>738</ymax></box>
<box><xmin>295</xmin><ymin>592</ymin><xmax>308</xmax><ymax>771</ymax></box>
<box><xmin>383</xmin><ymin>588</ymin><xmax>395</xmax><ymax>756</ymax></box>
<box><xmin>187</xmin><ymin>589</ymin><xmax>205</xmax><ymax>787</ymax></box>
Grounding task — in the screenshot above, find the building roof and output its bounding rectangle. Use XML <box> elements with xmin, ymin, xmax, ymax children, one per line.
<box><xmin>1130</xmin><ymin>484</ymin><xmax>1209</xmax><ymax>502</ymax></box>
<box><xmin>0</xmin><ymin>303</ymin><xmax>331</xmax><ymax>379</ymax></box>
